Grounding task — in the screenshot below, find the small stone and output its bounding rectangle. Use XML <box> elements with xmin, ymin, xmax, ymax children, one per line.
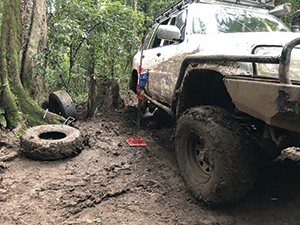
<box><xmin>76</xmin><ymin>181</ymin><xmax>87</xmax><ymax>186</ymax></box>
<box><xmin>113</xmin><ymin>152</ymin><xmax>120</xmax><ymax>156</ymax></box>
<box><xmin>0</xmin><ymin>189</ymin><xmax>7</xmax><ymax>194</ymax></box>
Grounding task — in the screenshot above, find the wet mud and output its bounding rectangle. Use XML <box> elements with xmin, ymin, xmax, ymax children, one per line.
<box><xmin>0</xmin><ymin>91</ymin><xmax>300</xmax><ymax>224</ymax></box>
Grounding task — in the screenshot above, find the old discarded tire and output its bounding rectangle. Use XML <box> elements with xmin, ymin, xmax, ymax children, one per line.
<box><xmin>20</xmin><ymin>124</ymin><xmax>82</xmax><ymax>161</ymax></box>
<box><xmin>49</xmin><ymin>90</ymin><xmax>76</xmax><ymax>118</ymax></box>
<box><xmin>175</xmin><ymin>106</ymin><xmax>257</xmax><ymax>205</ymax></box>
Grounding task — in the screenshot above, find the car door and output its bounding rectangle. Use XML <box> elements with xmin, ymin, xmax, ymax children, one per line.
<box><xmin>144</xmin><ymin>9</ymin><xmax>188</xmax><ymax>105</ymax></box>
<box><xmin>142</xmin><ymin>20</ymin><xmax>170</xmax><ymax>102</ymax></box>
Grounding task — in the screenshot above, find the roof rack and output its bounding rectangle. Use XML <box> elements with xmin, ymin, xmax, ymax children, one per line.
<box><xmin>150</xmin><ymin>0</ymin><xmax>275</xmax><ymax>27</ymax></box>
<box><xmin>212</xmin><ymin>0</ymin><xmax>275</xmax><ymax>10</ymax></box>
<box><xmin>151</xmin><ymin>0</ymin><xmax>194</xmax><ymax>26</ymax></box>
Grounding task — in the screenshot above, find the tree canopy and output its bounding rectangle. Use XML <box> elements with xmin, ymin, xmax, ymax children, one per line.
<box><xmin>43</xmin><ymin>0</ymin><xmax>180</xmax><ymax>104</ymax></box>
<box><xmin>45</xmin><ymin>0</ymin><xmax>144</xmax><ymax>102</ymax></box>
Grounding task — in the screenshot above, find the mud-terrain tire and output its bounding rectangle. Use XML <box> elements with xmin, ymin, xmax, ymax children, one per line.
<box><xmin>49</xmin><ymin>90</ymin><xmax>76</xmax><ymax>118</ymax></box>
<box><xmin>20</xmin><ymin>124</ymin><xmax>82</xmax><ymax>161</ymax></box>
<box><xmin>175</xmin><ymin>106</ymin><xmax>257</xmax><ymax>205</ymax></box>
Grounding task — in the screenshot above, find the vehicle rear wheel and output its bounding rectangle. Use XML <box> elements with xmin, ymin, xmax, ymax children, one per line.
<box><xmin>175</xmin><ymin>106</ymin><xmax>257</xmax><ymax>205</ymax></box>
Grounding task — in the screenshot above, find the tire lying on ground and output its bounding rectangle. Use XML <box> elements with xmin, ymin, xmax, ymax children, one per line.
<box><xmin>20</xmin><ymin>124</ymin><xmax>82</xmax><ymax>161</ymax></box>
<box><xmin>175</xmin><ymin>106</ymin><xmax>258</xmax><ymax>205</ymax></box>
<box><xmin>49</xmin><ymin>90</ymin><xmax>76</xmax><ymax>119</ymax></box>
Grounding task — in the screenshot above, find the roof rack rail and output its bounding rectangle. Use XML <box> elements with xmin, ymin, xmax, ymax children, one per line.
<box><xmin>149</xmin><ymin>0</ymin><xmax>274</xmax><ymax>28</ymax></box>
<box><xmin>150</xmin><ymin>0</ymin><xmax>194</xmax><ymax>27</ymax></box>
<box><xmin>210</xmin><ymin>0</ymin><xmax>275</xmax><ymax>10</ymax></box>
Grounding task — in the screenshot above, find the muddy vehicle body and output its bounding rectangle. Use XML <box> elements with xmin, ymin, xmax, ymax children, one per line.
<box><xmin>130</xmin><ymin>0</ymin><xmax>300</xmax><ymax>205</ymax></box>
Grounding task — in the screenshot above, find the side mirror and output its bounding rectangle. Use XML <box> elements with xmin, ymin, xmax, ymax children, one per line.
<box><xmin>157</xmin><ymin>25</ymin><xmax>181</xmax><ymax>42</ymax></box>
<box><xmin>269</xmin><ymin>3</ymin><xmax>291</xmax><ymax>17</ymax></box>
<box><xmin>292</xmin><ymin>10</ymin><xmax>300</xmax><ymax>32</ymax></box>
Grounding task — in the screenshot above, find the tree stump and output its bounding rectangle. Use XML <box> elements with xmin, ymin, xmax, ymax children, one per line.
<box><xmin>86</xmin><ymin>75</ymin><xmax>124</xmax><ymax>118</ymax></box>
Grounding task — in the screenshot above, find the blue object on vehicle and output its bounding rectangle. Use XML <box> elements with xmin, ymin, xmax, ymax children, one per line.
<box><xmin>139</xmin><ymin>69</ymin><xmax>149</xmax><ymax>88</ymax></box>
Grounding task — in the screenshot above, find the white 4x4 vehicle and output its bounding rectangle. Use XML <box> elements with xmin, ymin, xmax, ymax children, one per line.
<box><xmin>130</xmin><ymin>0</ymin><xmax>300</xmax><ymax>205</ymax></box>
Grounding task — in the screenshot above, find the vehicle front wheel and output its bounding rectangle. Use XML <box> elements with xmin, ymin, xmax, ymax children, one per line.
<box><xmin>175</xmin><ymin>106</ymin><xmax>257</xmax><ymax>205</ymax></box>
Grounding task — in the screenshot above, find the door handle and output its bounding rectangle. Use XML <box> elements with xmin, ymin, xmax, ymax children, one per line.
<box><xmin>157</xmin><ymin>53</ymin><xmax>161</xmax><ymax>57</ymax></box>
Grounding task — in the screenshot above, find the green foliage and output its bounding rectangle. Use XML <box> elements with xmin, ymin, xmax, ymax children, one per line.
<box><xmin>40</xmin><ymin>0</ymin><xmax>185</xmax><ymax>104</ymax></box>
<box><xmin>275</xmin><ymin>0</ymin><xmax>300</xmax><ymax>28</ymax></box>
<box><xmin>93</xmin><ymin>218</ymin><xmax>102</xmax><ymax>223</ymax></box>
<box><xmin>0</xmin><ymin>0</ymin><xmax>2</xmax><ymax>35</ymax></box>
<box><xmin>45</xmin><ymin>0</ymin><xmax>144</xmax><ymax>103</ymax></box>
<box><xmin>0</xmin><ymin>82</ymin><xmax>7</xmax><ymax>93</ymax></box>
<box><xmin>136</xmin><ymin>0</ymin><xmax>178</xmax><ymax>27</ymax></box>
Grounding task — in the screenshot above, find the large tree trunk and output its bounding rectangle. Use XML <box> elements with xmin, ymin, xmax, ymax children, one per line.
<box><xmin>21</xmin><ymin>0</ymin><xmax>48</xmax><ymax>105</ymax></box>
<box><xmin>0</xmin><ymin>0</ymin><xmax>62</xmax><ymax>129</ymax></box>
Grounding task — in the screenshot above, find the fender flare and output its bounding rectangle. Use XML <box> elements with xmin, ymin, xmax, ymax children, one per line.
<box><xmin>171</xmin><ymin>54</ymin><xmax>280</xmax><ymax>115</ymax></box>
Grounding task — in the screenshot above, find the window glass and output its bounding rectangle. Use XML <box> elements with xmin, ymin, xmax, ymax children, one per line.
<box><xmin>149</xmin><ymin>28</ymin><xmax>162</xmax><ymax>48</ymax></box>
<box><xmin>175</xmin><ymin>10</ymin><xmax>187</xmax><ymax>34</ymax></box>
<box><xmin>144</xmin><ymin>25</ymin><xmax>158</xmax><ymax>49</ymax></box>
<box><xmin>176</xmin><ymin>10</ymin><xmax>187</xmax><ymax>40</ymax></box>
<box><xmin>192</xmin><ymin>5</ymin><xmax>289</xmax><ymax>34</ymax></box>
<box><xmin>148</xmin><ymin>19</ymin><xmax>170</xmax><ymax>49</ymax></box>
<box><xmin>162</xmin><ymin>10</ymin><xmax>187</xmax><ymax>46</ymax></box>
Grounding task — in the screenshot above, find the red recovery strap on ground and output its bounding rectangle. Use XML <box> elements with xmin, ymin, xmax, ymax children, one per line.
<box><xmin>126</xmin><ymin>137</ymin><xmax>147</xmax><ymax>147</ymax></box>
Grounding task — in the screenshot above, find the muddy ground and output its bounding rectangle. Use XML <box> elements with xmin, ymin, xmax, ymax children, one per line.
<box><xmin>1</xmin><ymin>91</ymin><xmax>300</xmax><ymax>224</ymax></box>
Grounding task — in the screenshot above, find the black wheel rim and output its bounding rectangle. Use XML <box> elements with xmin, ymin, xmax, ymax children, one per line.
<box><xmin>186</xmin><ymin>132</ymin><xmax>211</xmax><ymax>184</ymax></box>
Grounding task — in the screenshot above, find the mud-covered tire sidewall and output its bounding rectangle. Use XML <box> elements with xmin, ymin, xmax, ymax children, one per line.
<box><xmin>49</xmin><ymin>90</ymin><xmax>76</xmax><ymax>119</ymax></box>
<box><xmin>20</xmin><ymin>124</ymin><xmax>82</xmax><ymax>161</ymax></box>
<box><xmin>175</xmin><ymin>106</ymin><xmax>257</xmax><ymax>205</ymax></box>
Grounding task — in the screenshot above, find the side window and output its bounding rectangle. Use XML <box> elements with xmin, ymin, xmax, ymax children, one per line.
<box><xmin>162</xmin><ymin>17</ymin><xmax>176</xmax><ymax>46</ymax></box>
<box><xmin>148</xmin><ymin>19</ymin><xmax>170</xmax><ymax>49</ymax></box>
<box><xmin>193</xmin><ymin>17</ymin><xmax>207</xmax><ymax>34</ymax></box>
<box><xmin>163</xmin><ymin>10</ymin><xmax>187</xmax><ymax>46</ymax></box>
<box><xmin>144</xmin><ymin>25</ymin><xmax>158</xmax><ymax>50</ymax></box>
<box><xmin>175</xmin><ymin>10</ymin><xmax>187</xmax><ymax>39</ymax></box>
<box><xmin>169</xmin><ymin>17</ymin><xmax>176</xmax><ymax>26</ymax></box>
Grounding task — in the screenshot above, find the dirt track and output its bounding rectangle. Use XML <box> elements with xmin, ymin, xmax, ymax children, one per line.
<box><xmin>1</xmin><ymin>91</ymin><xmax>300</xmax><ymax>224</ymax></box>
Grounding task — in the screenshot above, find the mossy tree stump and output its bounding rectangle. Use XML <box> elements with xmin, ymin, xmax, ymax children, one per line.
<box><xmin>87</xmin><ymin>75</ymin><xmax>124</xmax><ymax>118</ymax></box>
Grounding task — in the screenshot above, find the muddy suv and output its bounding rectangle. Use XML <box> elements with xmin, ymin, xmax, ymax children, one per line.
<box><xmin>130</xmin><ymin>0</ymin><xmax>300</xmax><ymax>205</ymax></box>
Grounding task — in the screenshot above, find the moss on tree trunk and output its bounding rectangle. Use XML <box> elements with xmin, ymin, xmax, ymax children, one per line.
<box><xmin>0</xmin><ymin>0</ymin><xmax>63</xmax><ymax>130</ymax></box>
